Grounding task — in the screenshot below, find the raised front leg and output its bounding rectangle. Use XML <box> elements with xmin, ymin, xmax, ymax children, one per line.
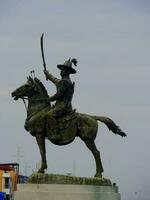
<box><xmin>36</xmin><ymin>133</ymin><xmax>47</xmax><ymax>173</ymax></box>
<box><xmin>84</xmin><ymin>140</ymin><xmax>103</xmax><ymax>177</ymax></box>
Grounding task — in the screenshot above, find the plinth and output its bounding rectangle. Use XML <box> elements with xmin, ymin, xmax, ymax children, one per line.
<box><xmin>14</xmin><ymin>174</ymin><xmax>121</xmax><ymax>200</ymax></box>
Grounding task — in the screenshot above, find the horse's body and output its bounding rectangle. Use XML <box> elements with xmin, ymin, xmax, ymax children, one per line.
<box><xmin>12</xmin><ymin>76</ymin><xmax>126</xmax><ymax>177</ymax></box>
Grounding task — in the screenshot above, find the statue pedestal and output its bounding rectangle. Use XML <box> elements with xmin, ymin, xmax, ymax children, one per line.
<box><xmin>15</xmin><ymin>184</ymin><xmax>120</xmax><ymax>200</ymax></box>
<box><xmin>14</xmin><ymin>174</ymin><xmax>121</xmax><ymax>200</ymax></box>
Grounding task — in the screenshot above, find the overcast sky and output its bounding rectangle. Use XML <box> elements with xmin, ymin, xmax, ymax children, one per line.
<box><xmin>0</xmin><ymin>0</ymin><xmax>150</xmax><ymax>199</ymax></box>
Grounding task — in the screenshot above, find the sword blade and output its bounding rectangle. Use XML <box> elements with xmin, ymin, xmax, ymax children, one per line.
<box><xmin>40</xmin><ymin>33</ymin><xmax>46</xmax><ymax>70</ymax></box>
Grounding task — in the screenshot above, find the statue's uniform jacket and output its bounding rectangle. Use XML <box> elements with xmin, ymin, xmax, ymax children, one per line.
<box><xmin>46</xmin><ymin>72</ymin><xmax>75</xmax><ymax>118</ymax></box>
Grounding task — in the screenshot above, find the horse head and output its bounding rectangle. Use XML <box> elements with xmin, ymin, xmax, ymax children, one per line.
<box><xmin>11</xmin><ymin>76</ymin><xmax>49</xmax><ymax>102</ymax></box>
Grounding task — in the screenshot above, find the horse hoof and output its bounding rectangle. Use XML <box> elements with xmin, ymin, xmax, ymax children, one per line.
<box><xmin>38</xmin><ymin>169</ymin><xmax>45</xmax><ymax>174</ymax></box>
<box><xmin>94</xmin><ymin>173</ymin><xmax>102</xmax><ymax>178</ymax></box>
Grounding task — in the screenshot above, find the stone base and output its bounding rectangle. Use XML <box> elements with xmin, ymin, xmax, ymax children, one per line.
<box><xmin>15</xmin><ymin>174</ymin><xmax>121</xmax><ymax>200</ymax></box>
<box><xmin>14</xmin><ymin>184</ymin><xmax>121</xmax><ymax>200</ymax></box>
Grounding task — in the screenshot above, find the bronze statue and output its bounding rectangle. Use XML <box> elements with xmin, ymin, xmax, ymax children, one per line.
<box><xmin>11</xmin><ymin>72</ymin><xmax>126</xmax><ymax>177</ymax></box>
<box><xmin>11</xmin><ymin>34</ymin><xmax>126</xmax><ymax>177</ymax></box>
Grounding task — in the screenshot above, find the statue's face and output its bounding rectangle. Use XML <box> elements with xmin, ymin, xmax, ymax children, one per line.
<box><xmin>60</xmin><ymin>69</ymin><xmax>69</xmax><ymax>77</ymax></box>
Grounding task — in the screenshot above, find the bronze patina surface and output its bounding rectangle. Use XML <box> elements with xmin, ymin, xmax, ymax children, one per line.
<box><xmin>12</xmin><ymin>74</ymin><xmax>126</xmax><ymax>178</ymax></box>
<box><xmin>11</xmin><ymin>51</ymin><xmax>126</xmax><ymax>177</ymax></box>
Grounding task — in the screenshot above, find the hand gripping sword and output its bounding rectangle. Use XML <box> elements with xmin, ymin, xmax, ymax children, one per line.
<box><xmin>40</xmin><ymin>33</ymin><xmax>46</xmax><ymax>71</ymax></box>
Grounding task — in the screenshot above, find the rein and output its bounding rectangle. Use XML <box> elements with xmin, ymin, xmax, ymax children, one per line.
<box><xmin>21</xmin><ymin>97</ymin><xmax>49</xmax><ymax>113</ymax></box>
<box><xmin>21</xmin><ymin>98</ymin><xmax>28</xmax><ymax>112</ymax></box>
<box><xmin>21</xmin><ymin>97</ymin><xmax>49</xmax><ymax>101</ymax></box>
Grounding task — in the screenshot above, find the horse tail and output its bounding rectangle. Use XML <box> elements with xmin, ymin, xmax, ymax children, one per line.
<box><xmin>93</xmin><ymin>116</ymin><xmax>126</xmax><ymax>137</ymax></box>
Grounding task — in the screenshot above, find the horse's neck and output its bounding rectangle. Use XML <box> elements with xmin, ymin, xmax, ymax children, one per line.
<box><xmin>27</xmin><ymin>95</ymin><xmax>49</xmax><ymax>119</ymax></box>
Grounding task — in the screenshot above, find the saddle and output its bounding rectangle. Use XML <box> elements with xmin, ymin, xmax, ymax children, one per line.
<box><xmin>24</xmin><ymin>108</ymin><xmax>78</xmax><ymax>143</ymax></box>
<box><xmin>46</xmin><ymin>110</ymin><xmax>77</xmax><ymax>143</ymax></box>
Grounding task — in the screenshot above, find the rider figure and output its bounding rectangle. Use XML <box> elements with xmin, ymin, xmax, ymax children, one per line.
<box><xmin>44</xmin><ymin>58</ymin><xmax>77</xmax><ymax>129</ymax></box>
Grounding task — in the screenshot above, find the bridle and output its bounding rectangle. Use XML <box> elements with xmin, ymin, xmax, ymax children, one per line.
<box><xmin>21</xmin><ymin>98</ymin><xmax>28</xmax><ymax>112</ymax></box>
<box><xmin>20</xmin><ymin>96</ymin><xmax>49</xmax><ymax>113</ymax></box>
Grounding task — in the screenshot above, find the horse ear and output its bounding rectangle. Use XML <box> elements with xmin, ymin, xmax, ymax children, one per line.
<box><xmin>27</xmin><ymin>76</ymin><xmax>34</xmax><ymax>83</ymax></box>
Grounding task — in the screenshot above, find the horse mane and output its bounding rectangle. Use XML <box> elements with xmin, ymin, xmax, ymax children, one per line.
<box><xmin>34</xmin><ymin>77</ymin><xmax>49</xmax><ymax>97</ymax></box>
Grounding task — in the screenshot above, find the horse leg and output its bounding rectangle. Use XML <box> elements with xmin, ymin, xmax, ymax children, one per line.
<box><xmin>36</xmin><ymin>133</ymin><xmax>47</xmax><ymax>173</ymax></box>
<box><xmin>84</xmin><ymin>139</ymin><xmax>103</xmax><ymax>177</ymax></box>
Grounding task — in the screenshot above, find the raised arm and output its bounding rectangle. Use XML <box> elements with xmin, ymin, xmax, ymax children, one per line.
<box><xmin>44</xmin><ymin>69</ymin><xmax>60</xmax><ymax>85</ymax></box>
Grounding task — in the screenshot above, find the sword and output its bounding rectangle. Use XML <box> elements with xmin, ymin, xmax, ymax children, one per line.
<box><xmin>40</xmin><ymin>33</ymin><xmax>46</xmax><ymax>71</ymax></box>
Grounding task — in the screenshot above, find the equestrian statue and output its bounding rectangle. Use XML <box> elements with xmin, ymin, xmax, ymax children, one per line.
<box><xmin>11</xmin><ymin>34</ymin><xmax>126</xmax><ymax>177</ymax></box>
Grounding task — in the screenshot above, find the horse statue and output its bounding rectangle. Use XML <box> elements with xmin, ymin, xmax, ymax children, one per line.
<box><xmin>11</xmin><ymin>76</ymin><xmax>126</xmax><ymax>177</ymax></box>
